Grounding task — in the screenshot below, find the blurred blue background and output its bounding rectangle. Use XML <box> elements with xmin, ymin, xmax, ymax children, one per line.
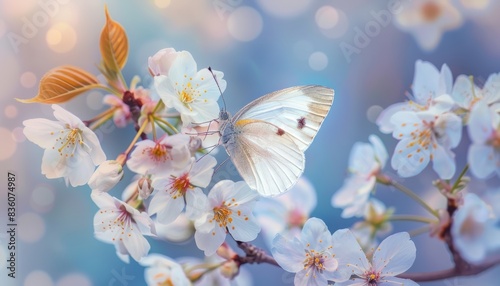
<box><xmin>1</xmin><ymin>0</ymin><xmax>500</xmax><ymax>285</ymax></box>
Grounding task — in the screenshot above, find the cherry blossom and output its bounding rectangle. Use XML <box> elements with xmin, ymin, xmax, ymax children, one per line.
<box><xmin>88</xmin><ymin>159</ymin><xmax>124</xmax><ymax>193</ymax></box>
<box><xmin>394</xmin><ymin>0</ymin><xmax>463</xmax><ymax>50</ymax></box>
<box><xmin>332</xmin><ymin>135</ymin><xmax>388</xmax><ymax>218</ymax></box>
<box><xmin>254</xmin><ymin>176</ymin><xmax>317</xmax><ymax>247</ymax></box>
<box><xmin>193</xmin><ymin>180</ymin><xmax>260</xmax><ymax>256</ymax></box>
<box><xmin>148</xmin><ymin>155</ymin><xmax>217</xmax><ymax>224</ymax></box>
<box><xmin>271</xmin><ymin>217</ymin><xmax>353</xmax><ymax>285</ymax></box>
<box><xmin>452</xmin><ymin>193</ymin><xmax>500</xmax><ymax>263</ymax></box>
<box><xmin>140</xmin><ymin>254</ymin><xmax>191</xmax><ymax>286</ymax></box>
<box><xmin>335</xmin><ymin>232</ymin><xmax>419</xmax><ymax>286</ymax></box>
<box><xmin>154</xmin><ymin>51</ymin><xmax>226</xmax><ymax>125</ymax></box>
<box><xmin>467</xmin><ymin>100</ymin><xmax>500</xmax><ymax>178</ymax></box>
<box><xmin>390</xmin><ymin>105</ymin><xmax>462</xmax><ymax>179</ymax></box>
<box><xmin>23</xmin><ymin>104</ymin><xmax>106</xmax><ymax>187</ymax></box>
<box><xmin>126</xmin><ymin>133</ymin><xmax>191</xmax><ymax>176</ymax></box>
<box><xmin>377</xmin><ymin>60</ymin><xmax>453</xmax><ymax>133</ymax></box>
<box><xmin>92</xmin><ymin>192</ymin><xmax>156</xmax><ymax>262</ymax></box>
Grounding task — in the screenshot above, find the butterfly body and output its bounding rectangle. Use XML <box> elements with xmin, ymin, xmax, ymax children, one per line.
<box><xmin>219</xmin><ymin>85</ymin><xmax>334</xmax><ymax>197</ymax></box>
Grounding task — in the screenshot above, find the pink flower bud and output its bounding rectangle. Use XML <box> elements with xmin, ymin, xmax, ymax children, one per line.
<box><xmin>88</xmin><ymin>160</ymin><xmax>124</xmax><ymax>192</ymax></box>
<box><xmin>148</xmin><ymin>48</ymin><xmax>181</xmax><ymax>77</ymax></box>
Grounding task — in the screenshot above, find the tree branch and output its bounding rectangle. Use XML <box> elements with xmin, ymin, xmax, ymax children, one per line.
<box><xmin>399</xmin><ymin>254</ymin><xmax>500</xmax><ymax>282</ymax></box>
<box><xmin>236</xmin><ymin>241</ymin><xmax>280</xmax><ymax>267</ymax></box>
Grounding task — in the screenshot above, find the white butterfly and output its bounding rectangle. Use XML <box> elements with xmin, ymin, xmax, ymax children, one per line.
<box><xmin>219</xmin><ymin>85</ymin><xmax>334</xmax><ymax>197</ymax></box>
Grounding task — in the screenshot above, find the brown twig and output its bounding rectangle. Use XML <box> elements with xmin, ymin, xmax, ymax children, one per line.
<box><xmin>236</xmin><ymin>241</ymin><xmax>280</xmax><ymax>267</ymax></box>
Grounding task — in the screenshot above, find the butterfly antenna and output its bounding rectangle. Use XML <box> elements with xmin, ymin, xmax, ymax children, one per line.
<box><xmin>208</xmin><ymin>66</ymin><xmax>227</xmax><ymax>112</ymax></box>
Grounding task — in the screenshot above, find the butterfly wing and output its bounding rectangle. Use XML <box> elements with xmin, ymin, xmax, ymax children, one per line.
<box><xmin>224</xmin><ymin>119</ymin><xmax>304</xmax><ymax>197</ymax></box>
<box><xmin>232</xmin><ymin>85</ymin><xmax>334</xmax><ymax>152</ymax></box>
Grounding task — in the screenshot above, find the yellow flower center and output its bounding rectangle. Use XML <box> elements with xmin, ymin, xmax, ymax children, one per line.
<box><xmin>54</xmin><ymin>126</ymin><xmax>85</xmax><ymax>157</ymax></box>
<box><xmin>169</xmin><ymin>173</ymin><xmax>192</xmax><ymax>199</ymax></box>
<box><xmin>421</xmin><ymin>2</ymin><xmax>442</xmax><ymax>22</ymax></box>
<box><xmin>145</xmin><ymin>143</ymin><xmax>171</xmax><ymax>163</ymax></box>
<box><xmin>213</xmin><ymin>205</ymin><xmax>233</xmax><ymax>227</ymax></box>
<box><xmin>303</xmin><ymin>250</ymin><xmax>327</xmax><ymax>273</ymax></box>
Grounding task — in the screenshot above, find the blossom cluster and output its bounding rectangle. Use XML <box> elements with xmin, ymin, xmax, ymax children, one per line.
<box><xmin>20</xmin><ymin>7</ymin><xmax>500</xmax><ymax>286</ymax></box>
<box><xmin>333</xmin><ymin>60</ymin><xmax>500</xmax><ymax>269</ymax></box>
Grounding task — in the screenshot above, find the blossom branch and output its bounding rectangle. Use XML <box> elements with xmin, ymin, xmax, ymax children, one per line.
<box><xmin>398</xmin><ymin>254</ymin><xmax>500</xmax><ymax>282</ymax></box>
<box><xmin>385</xmin><ymin>178</ymin><xmax>439</xmax><ymax>218</ymax></box>
<box><xmin>236</xmin><ymin>241</ymin><xmax>280</xmax><ymax>267</ymax></box>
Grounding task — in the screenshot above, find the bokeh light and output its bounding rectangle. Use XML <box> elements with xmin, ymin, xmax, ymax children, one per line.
<box><xmin>4</xmin><ymin>104</ymin><xmax>18</xmax><ymax>118</ymax></box>
<box><xmin>154</xmin><ymin>0</ymin><xmax>171</xmax><ymax>9</ymax></box>
<box><xmin>227</xmin><ymin>6</ymin><xmax>263</xmax><ymax>42</ymax></box>
<box><xmin>315</xmin><ymin>6</ymin><xmax>339</xmax><ymax>30</ymax></box>
<box><xmin>460</xmin><ymin>0</ymin><xmax>490</xmax><ymax>9</ymax></box>
<box><xmin>0</xmin><ymin>127</ymin><xmax>17</xmax><ymax>161</ymax></box>
<box><xmin>86</xmin><ymin>91</ymin><xmax>105</xmax><ymax>110</ymax></box>
<box><xmin>0</xmin><ymin>0</ymin><xmax>38</xmax><ymax>18</ymax></box>
<box><xmin>11</xmin><ymin>126</ymin><xmax>26</xmax><ymax>143</ymax></box>
<box><xmin>20</xmin><ymin>71</ymin><xmax>37</xmax><ymax>88</ymax></box>
<box><xmin>56</xmin><ymin>273</ymin><xmax>92</xmax><ymax>286</ymax></box>
<box><xmin>366</xmin><ymin>105</ymin><xmax>383</xmax><ymax>123</ymax></box>
<box><xmin>318</xmin><ymin>8</ymin><xmax>349</xmax><ymax>39</ymax></box>
<box><xmin>18</xmin><ymin>212</ymin><xmax>45</xmax><ymax>243</ymax></box>
<box><xmin>46</xmin><ymin>22</ymin><xmax>77</xmax><ymax>53</ymax></box>
<box><xmin>308</xmin><ymin>51</ymin><xmax>328</xmax><ymax>71</ymax></box>
<box><xmin>31</xmin><ymin>184</ymin><xmax>56</xmax><ymax>213</ymax></box>
<box><xmin>256</xmin><ymin>0</ymin><xmax>312</xmax><ymax>18</ymax></box>
<box><xmin>24</xmin><ymin>271</ymin><xmax>54</xmax><ymax>286</ymax></box>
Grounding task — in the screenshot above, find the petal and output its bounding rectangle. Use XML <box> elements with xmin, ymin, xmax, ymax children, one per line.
<box><xmin>468</xmin><ymin>100</ymin><xmax>494</xmax><ymax>143</ymax></box>
<box><xmin>390</xmin><ymin>111</ymin><xmax>422</xmax><ymax>140</ymax></box>
<box><xmin>192</xmin><ymin>68</ymin><xmax>226</xmax><ymax>101</ymax></box>
<box><xmin>376</xmin><ymin>102</ymin><xmax>414</xmax><ymax>134</ymax></box>
<box><xmin>301</xmin><ymin>218</ymin><xmax>333</xmax><ymax>250</ymax></box>
<box><xmin>154</xmin><ymin>75</ymin><xmax>178</xmax><ymax>107</ymax></box>
<box><xmin>483</xmin><ymin>73</ymin><xmax>500</xmax><ymax>104</ymax></box>
<box><xmin>468</xmin><ymin>144</ymin><xmax>497</xmax><ymax>179</ymax></box>
<box><xmin>189</xmin><ymin>99</ymin><xmax>221</xmax><ymax>123</ymax></box>
<box><xmin>40</xmin><ymin>148</ymin><xmax>66</xmax><ymax>178</ymax></box>
<box><xmin>81</xmin><ymin>127</ymin><xmax>106</xmax><ymax>165</ymax></box>
<box><xmin>379</xmin><ymin>276</ymin><xmax>419</xmax><ymax>286</ymax></box>
<box><xmin>123</xmin><ymin>229</ymin><xmax>151</xmax><ymax>262</ymax></box>
<box><xmin>372</xmin><ymin>232</ymin><xmax>416</xmax><ymax>276</ymax></box>
<box><xmin>51</xmin><ymin>104</ymin><xmax>84</xmax><ymax>127</ymax></box>
<box><xmin>189</xmin><ymin>155</ymin><xmax>217</xmax><ymax>188</ymax></box>
<box><xmin>167</xmin><ymin>51</ymin><xmax>198</xmax><ymax>85</ymax></box>
<box><xmin>451</xmin><ymin>74</ymin><xmax>477</xmax><ymax>109</ymax></box>
<box><xmin>227</xmin><ymin>213</ymin><xmax>260</xmax><ymax>242</ymax></box>
<box><xmin>439</xmin><ymin>63</ymin><xmax>453</xmax><ymax>95</ymax></box>
<box><xmin>152</xmin><ymin>191</ymin><xmax>185</xmax><ymax>225</ymax></box>
<box><xmin>334</xmin><ymin>279</ymin><xmax>366</xmax><ymax>286</ymax></box>
<box><xmin>294</xmin><ymin>268</ymin><xmax>327</xmax><ymax>286</ymax></box>
<box><xmin>23</xmin><ymin>118</ymin><xmax>63</xmax><ymax>148</ymax></box>
<box><xmin>432</xmin><ymin>143</ymin><xmax>456</xmax><ymax>180</ymax></box>
<box><xmin>348</xmin><ymin>142</ymin><xmax>376</xmax><ymax>174</ymax></box>
<box><xmin>271</xmin><ymin>234</ymin><xmax>305</xmax><ymax>273</ymax></box>
<box><xmin>391</xmin><ymin>139</ymin><xmax>430</xmax><ymax>178</ymax></box>
<box><xmin>331</xmin><ymin>229</ymin><xmax>370</xmax><ymax>278</ymax></box>
<box><xmin>194</xmin><ymin>225</ymin><xmax>226</xmax><ymax>256</ymax></box>
<box><xmin>369</xmin><ymin>134</ymin><xmax>388</xmax><ymax>168</ymax></box>
<box><xmin>288</xmin><ymin>176</ymin><xmax>317</xmax><ymax>214</ymax></box>
<box><xmin>412</xmin><ymin>60</ymin><xmax>440</xmax><ymax>103</ymax></box>
<box><xmin>185</xmin><ymin>187</ymin><xmax>208</xmax><ymax>220</ymax></box>
<box><xmin>434</xmin><ymin>112</ymin><xmax>462</xmax><ymax>148</ymax></box>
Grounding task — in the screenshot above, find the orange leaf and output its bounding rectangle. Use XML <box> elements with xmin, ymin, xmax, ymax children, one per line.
<box><xmin>17</xmin><ymin>66</ymin><xmax>102</xmax><ymax>104</ymax></box>
<box><xmin>99</xmin><ymin>6</ymin><xmax>128</xmax><ymax>80</ymax></box>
